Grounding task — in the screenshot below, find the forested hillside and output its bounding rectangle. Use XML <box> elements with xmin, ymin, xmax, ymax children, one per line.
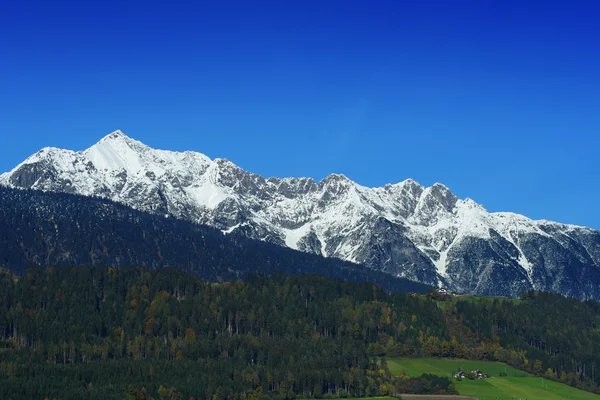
<box><xmin>0</xmin><ymin>186</ymin><xmax>429</xmax><ymax>294</ymax></box>
<box><xmin>0</xmin><ymin>267</ymin><xmax>599</xmax><ymax>399</ymax></box>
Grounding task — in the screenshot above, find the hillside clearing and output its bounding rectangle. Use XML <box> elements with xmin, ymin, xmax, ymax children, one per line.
<box><xmin>388</xmin><ymin>358</ymin><xmax>600</xmax><ymax>400</ymax></box>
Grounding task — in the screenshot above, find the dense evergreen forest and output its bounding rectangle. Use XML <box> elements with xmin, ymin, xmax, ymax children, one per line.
<box><xmin>0</xmin><ymin>266</ymin><xmax>599</xmax><ymax>399</ymax></box>
<box><xmin>0</xmin><ymin>186</ymin><xmax>429</xmax><ymax>295</ymax></box>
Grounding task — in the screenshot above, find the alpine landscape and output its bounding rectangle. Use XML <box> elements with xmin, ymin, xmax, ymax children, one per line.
<box><xmin>2</xmin><ymin>130</ymin><xmax>600</xmax><ymax>299</ymax></box>
<box><xmin>2</xmin><ymin>1</ymin><xmax>600</xmax><ymax>400</ymax></box>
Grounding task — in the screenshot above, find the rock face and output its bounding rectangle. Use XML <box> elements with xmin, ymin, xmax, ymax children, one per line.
<box><xmin>2</xmin><ymin>130</ymin><xmax>600</xmax><ymax>299</ymax></box>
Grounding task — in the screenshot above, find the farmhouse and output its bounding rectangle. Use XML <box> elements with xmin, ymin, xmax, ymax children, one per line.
<box><xmin>471</xmin><ymin>369</ymin><xmax>488</xmax><ymax>379</ymax></box>
<box><xmin>454</xmin><ymin>369</ymin><xmax>488</xmax><ymax>380</ymax></box>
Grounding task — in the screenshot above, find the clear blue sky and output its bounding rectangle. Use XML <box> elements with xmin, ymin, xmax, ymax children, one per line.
<box><xmin>1</xmin><ymin>1</ymin><xmax>599</xmax><ymax>228</ymax></box>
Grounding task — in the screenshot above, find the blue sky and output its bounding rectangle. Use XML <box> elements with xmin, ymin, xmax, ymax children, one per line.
<box><xmin>1</xmin><ymin>1</ymin><xmax>599</xmax><ymax>228</ymax></box>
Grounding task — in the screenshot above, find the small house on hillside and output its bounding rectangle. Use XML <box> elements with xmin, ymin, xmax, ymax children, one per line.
<box><xmin>454</xmin><ymin>370</ymin><xmax>465</xmax><ymax>379</ymax></box>
<box><xmin>455</xmin><ymin>369</ymin><xmax>488</xmax><ymax>380</ymax></box>
<box><xmin>471</xmin><ymin>370</ymin><xmax>488</xmax><ymax>379</ymax></box>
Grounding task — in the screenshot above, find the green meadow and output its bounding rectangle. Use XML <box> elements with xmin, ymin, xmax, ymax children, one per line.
<box><xmin>387</xmin><ymin>358</ymin><xmax>528</xmax><ymax>378</ymax></box>
<box><xmin>387</xmin><ymin>358</ymin><xmax>600</xmax><ymax>400</ymax></box>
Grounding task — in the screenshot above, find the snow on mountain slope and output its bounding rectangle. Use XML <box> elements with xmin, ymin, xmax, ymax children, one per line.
<box><xmin>2</xmin><ymin>130</ymin><xmax>600</xmax><ymax>299</ymax></box>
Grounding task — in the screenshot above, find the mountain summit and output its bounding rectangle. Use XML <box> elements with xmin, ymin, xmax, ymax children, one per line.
<box><xmin>2</xmin><ymin>130</ymin><xmax>600</xmax><ymax>298</ymax></box>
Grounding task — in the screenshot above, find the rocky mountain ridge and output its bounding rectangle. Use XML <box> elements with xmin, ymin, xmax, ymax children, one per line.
<box><xmin>2</xmin><ymin>130</ymin><xmax>600</xmax><ymax>298</ymax></box>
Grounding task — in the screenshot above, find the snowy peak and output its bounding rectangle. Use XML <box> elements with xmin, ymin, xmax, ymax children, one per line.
<box><xmin>428</xmin><ymin>183</ymin><xmax>458</xmax><ymax>211</ymax></box>
<box><xmin>100</xmin><ymin>129</ymin><xmax>128</xmax><ymax>141</ymax></box>
<box><xmin>318</xmin><ymin>173</ymin><xmax>356</xmax><ymax>202</ymax></box>
<box><xmin>21</xmin><ymin>147</ymin><xmax>75</xmax><ymax>166</ymax></box>
<box><xmin>2</xmin><ymin>130</ymin><xmax>600</xmax><ymax>299</ymax></box>
<box><xmin>413</xmin><ymin>183</ymin><xmax>459</xmax><ymax>225</ymax></box>
<box><xmin>84</xmin><ymin>131</ymin><xmax>148</xmax><ymax>174</ymax></box>
<box><xmin>90</xmin><ymin>129</ymin><xmax>146</xmax><ymax>152</ymax></box>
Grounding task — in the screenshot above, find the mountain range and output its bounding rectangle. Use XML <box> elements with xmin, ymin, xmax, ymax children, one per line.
<box><xmin>2</xmin><ymin>130</ymin><xmax>600</xmax><ymax>299</ymax></box>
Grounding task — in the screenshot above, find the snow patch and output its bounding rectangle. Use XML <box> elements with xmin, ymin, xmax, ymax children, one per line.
<box><xmin>186</xmin><ymin>181</ymin><xmax>231</xmax><ymax>209</ymax></box>
<box><xmin>282</xmin><ymin>223</ymin><xmax>313</xmax><ymax>250</ymax></box>
<box><xmin>85</xmin><ymin>136</ymin><xmax>145</xmax><ymax>174</ymax></box>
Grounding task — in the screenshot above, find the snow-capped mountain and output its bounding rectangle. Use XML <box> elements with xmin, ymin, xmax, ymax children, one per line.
<box><xmin>2</xmin><ymin>130</ymin><xmax>600</xmax><ymax>298</ymax></box>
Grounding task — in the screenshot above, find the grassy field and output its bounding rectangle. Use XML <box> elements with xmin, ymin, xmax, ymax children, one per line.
<box><xmin>387</xmin><ymin>358</ymin><xmax>528</xmax><ymax>378</ymax></box>
<box><xmin>387</xmin><ymin>358</ymin><xmax>600</xmax><ymax>400</ymax></box>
